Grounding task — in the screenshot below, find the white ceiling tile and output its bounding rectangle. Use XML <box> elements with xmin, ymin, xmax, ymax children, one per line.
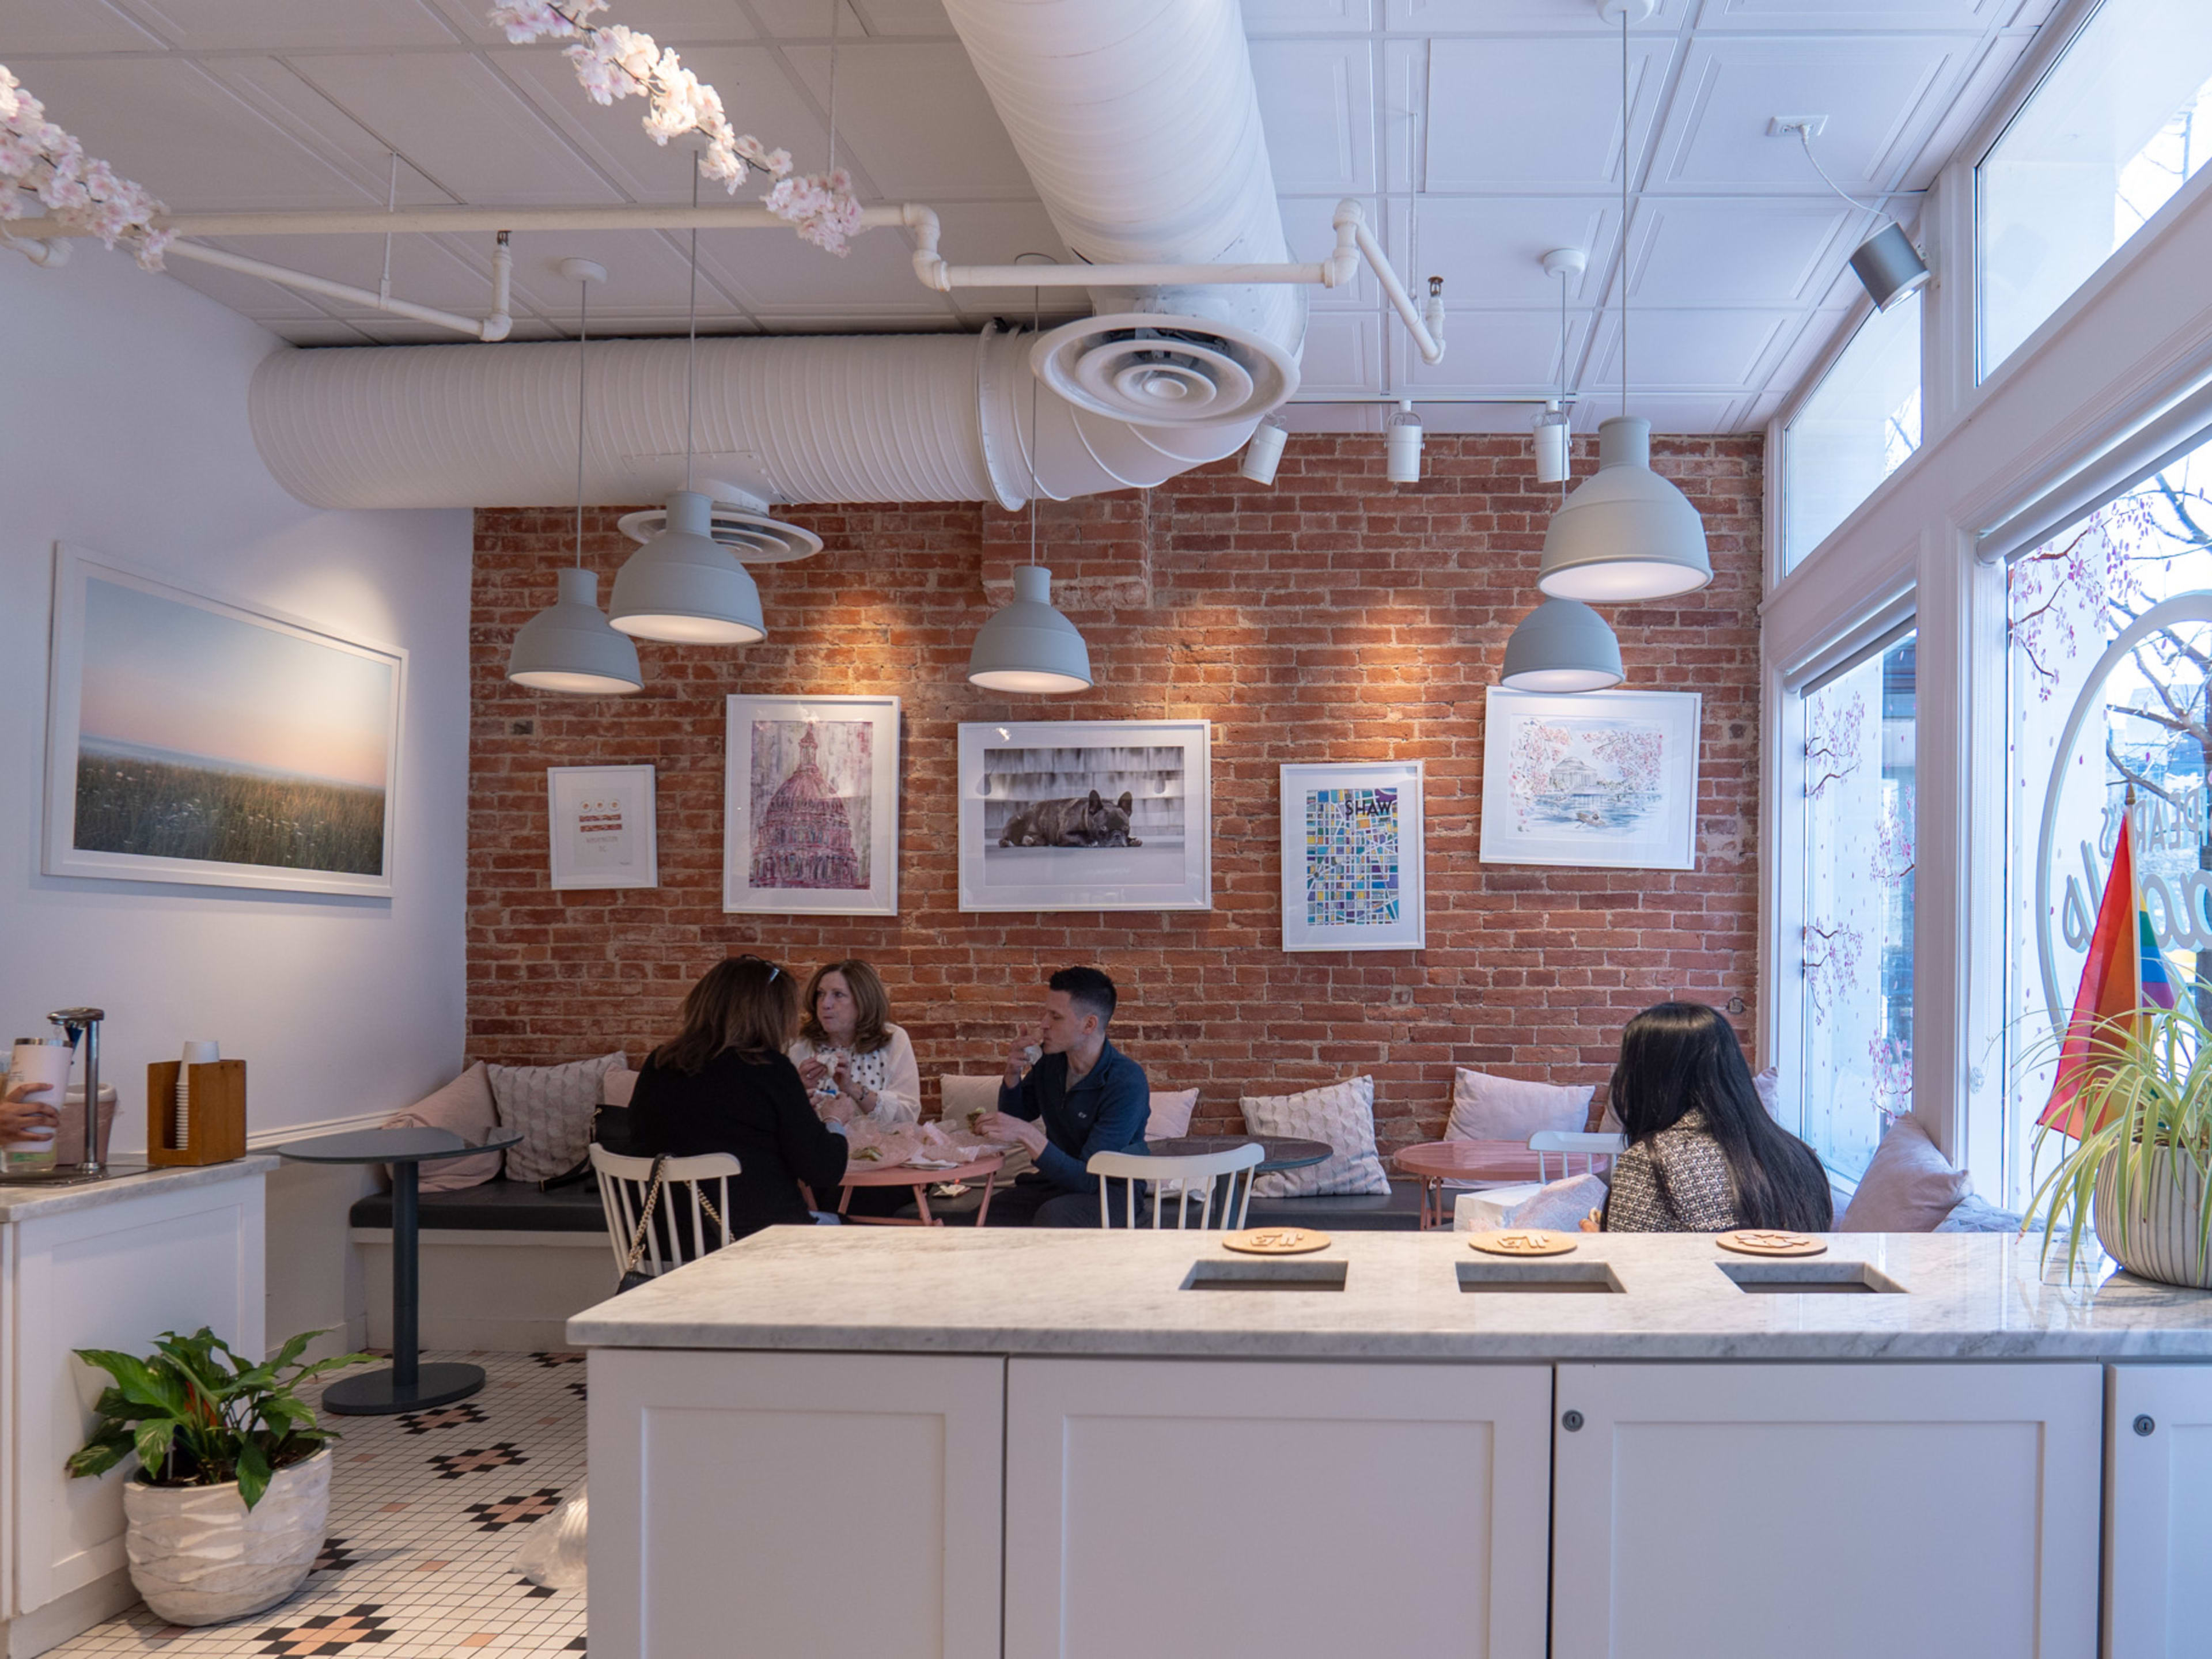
<box><xmin>0</xmin><ymin>0</ymin><xmax>164</xmax><ymax>51</ymax></box>
<box><xmin>1280</xmin><ymin>402</ymin><xmax>1386</xmax><ymax>433</ymax></box>
<box><xmin>1297</xmin><ymin>313</ymin><xmax>1385</xmax><ymax>393</ymax></box>
<box><xmin>846</xmin><ymin>0</ymin><xmax>956</xmax><ymax>35</ymax></box>
<box><xmin>746</xmin><ymin>0</ymin><xmax>870</xmax><ymax>36</ymax></box>
<box><xmin>1283</xmin><ymin>195</ymin><xmax>1380</xmax><ymax>309</ymax></box>
<box><xmin>196</xmin><ymin>57</ymin><xmax>460</xmax><ymax>207</ymax></box>
<box><xmin>1570</xmin><ymin>393</ymin><xmax>1744</xmax><ymax>433</ymax></box>
<box><xmin>1629</xmin><ymin>197</ymin><xmax>1857</xmax><ymax>306</ymax></box>
<box><xmin>1388</xmin><ymin>0</ymin><xmax>1693</xmax><ymax>31</ymax></box>
<box><xmin>1418</xmin><ymin>404</ymin><xmax>1552</xmax><ymax>434</ymax></box>
<box><xmin>499</xmin><ymin>229</ymin><xmax>737</xmax><ymax>317</ymax></box>
<box><xmin>207</xmin><ymin>231</ymin><xmax>522</xmax><ymax>317</ymax></box>
<box><xmin>1648</xmin><ymin>35</ymin><xmax>1977</xmax><ymax>195</ymax></box>
<box><xmin>1243</xmin><ymin>0</ymin><xmax>1377</xmax><ymax>34</ymax></box>
<box><xmin>20</xmin><ymin>58</ymin><xmax>380</xmax><ymax>210</ymax></box>
<box><xmin>286</xmin><ymin>51</ymin><xmax>624</xmax><ymax>204</ymax></box>
<box><xmin>422</xmin><ymin>0</ymin><xmax>762</xmax><ymax>45</ymax></box>
<box><xmin>692</xmin><ymin>218</ymin><xmax>949</xmax><ymax>318</ymax></box>
<box><xmin>1381</xmin><ymin>37</ymin><xmax>1425</xmax><ymax>195</ymax></box>
<box><xmin>1583</xmin><ymin>306</ymin><xmax>1796</xmax><ymax>392</ymax></box>
<box><xmin>157</xmin><ymin>255</ymin><xmax>336</xmax><ymax>319</ymax></box>
<box><xmin>115</xmin><ymin>0</ymin><xmax>463</xmax><ymax>50</ymax></box>
<box><xmin>1410</xmin><ymin>196</ymin><xmax>1619</xmax><ymax>305</ymax></box>
<box><xmin>1425</xmin><ymin>36</ymin><xmax>1676</xmax><ymax>193</ymax></box>
<box><xmin>782</xmin><ymin>43</ymin><xmax>1033</xmax><ymax>199</ymax></box>
<box><xmin>1396</xmin><ymin>308</ymin><xmax>1590</xmax><ymax>395</ymax></box>
<box><xmin>1694</xmin><ymin>0</ymin><xmax>2009</xmax><ymax>26</ymax></box>
<box><xmin>1251</xmin><ymin>39</ymin><xmax>1377</xmax><ymax>195</ymax></box>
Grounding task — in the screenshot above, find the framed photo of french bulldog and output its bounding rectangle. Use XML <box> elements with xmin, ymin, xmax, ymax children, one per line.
<box><xmin>725</xmin><ymin>694</ymin><xmax>901</xmax><ymax>915</ymax></box>
<box><xmin>957</xmin><ymin>720</ymin><xmax>1212</xmax><ymax>912</ymax></box>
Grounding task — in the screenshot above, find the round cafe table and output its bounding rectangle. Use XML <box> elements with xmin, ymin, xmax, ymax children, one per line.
<box><xmin>839</xmin><ymin>1150</ymin><xmax>1005</xmax><ymax>1226</ymax></box>
<box><xmin>1393</xmin><ymin>1139</ymin><xmax>1553</xmax><ymax>1231</ymax></box>
<box><xmin>276</xmin><ymin>1126</ymin><xmax>522</xmax><ymax>1415</ymax></box>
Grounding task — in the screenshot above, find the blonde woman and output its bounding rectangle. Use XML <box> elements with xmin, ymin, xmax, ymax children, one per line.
<box><xmin>789</xmin><ymin>959</ymin><xmax>921</xmax><ymax>1128</ymax></box>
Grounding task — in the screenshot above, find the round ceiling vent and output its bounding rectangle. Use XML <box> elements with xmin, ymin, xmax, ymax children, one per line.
<box><xmin>1029</xmin><ymin>312</ymin><xmax>1299</xmax><ymax>427</ymax></box>
<box><xmin>615</xmin><ymin>498</ymin><xmax>823</xmax><ymax>564</ymax></box>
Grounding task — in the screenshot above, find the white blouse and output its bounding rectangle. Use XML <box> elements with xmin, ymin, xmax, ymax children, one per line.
<box><xmin>787</xmin><ymin>1024</ymin><xmax>921</xmax><ymax>1127</ymax></box>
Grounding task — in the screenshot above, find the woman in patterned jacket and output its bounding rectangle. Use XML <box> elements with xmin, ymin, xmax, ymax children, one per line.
<box><xmin>1600</xmin><ymin>1002</ymin><xmax>1833</xmax><ymax>1233</ymax></box>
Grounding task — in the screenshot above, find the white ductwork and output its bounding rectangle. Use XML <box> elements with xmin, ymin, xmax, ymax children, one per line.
<box><xmin>247</xmin><ymin>0</ymin><xmax>1302</xmax><ymax>511</ymax></box>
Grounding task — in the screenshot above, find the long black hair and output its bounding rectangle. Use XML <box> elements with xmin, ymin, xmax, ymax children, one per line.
<box><xmin>1604</xmin><ymin>1002</ymin><xmax>1832</xmax><ymax>1231</ymax></box>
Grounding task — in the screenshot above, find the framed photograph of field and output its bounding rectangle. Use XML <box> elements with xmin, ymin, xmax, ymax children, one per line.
<box><xmin>42</xmin><ymin>546</ymin><xmax>405</xmax><ymax>897</ymax></box>
<box><xmin>1280</xmin><ymin>761</ymin><xmax>1425</xmax><ymax>952</ymax></box>
<box><xmin>1479</xmin><ymin>687</ymin><xmax>1701</xmax><ymax>870</ymax></box>
<box><xmin>957</xmin><ymin>720</ymin><xmax>1211</xmax><ymax>912</ymax></box>
<box><xmin>548</xmin><ymin>764</ymin><xmax>658</xmax><ymax>892</ymax></box>
<box><xmin>724</xmin><ymin>694</ymin><xmax>900</xmax><ymax>916</ymax></box>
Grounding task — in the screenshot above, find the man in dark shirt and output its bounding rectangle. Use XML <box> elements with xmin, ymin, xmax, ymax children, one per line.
<box><xmin>977</xmin><ymin>965</ymin><xmax>1149</xmax><ymax>1226</ymax></box>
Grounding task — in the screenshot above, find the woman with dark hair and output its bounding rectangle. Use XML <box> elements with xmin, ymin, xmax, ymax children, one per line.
<box><xmin>627</xmin><ymin>954</ymin><xmax>849</xmax><ymax>1241</ymax></box>
<box><xmin>1601</xmin><ymin>1001</ymin><xmax>1833</xmax><ymax>1233</ymax></box>
<box><xmin>789</xmin><ymin>959</ymin><xmax>921</xmax><ymax>1127</ymax></box>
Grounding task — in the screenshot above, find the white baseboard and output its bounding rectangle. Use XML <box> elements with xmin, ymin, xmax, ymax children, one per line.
<box><xmin>355</xmin><ymin>1231</ymin><xmax>613</xmax><ymax>1353</ymax></box>
<box><xmin>4</xmin><ymin>1568</ymin><xmax>137</xmax><ymax>1658</ymax></box>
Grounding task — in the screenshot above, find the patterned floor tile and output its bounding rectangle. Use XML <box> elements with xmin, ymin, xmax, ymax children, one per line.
<box><xmin>48</xmin><ymin>1351</ymin><xmax>588</xmax><ymax>1658</ymax></box>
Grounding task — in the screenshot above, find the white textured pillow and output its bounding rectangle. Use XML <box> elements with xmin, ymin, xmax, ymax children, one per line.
<box><xmin>1146</xmin><ymin>1088</ymin><xmax>1199</xmax><ymax>1141</ymax></box>
<box><xmin>1242</xmin><ymin>1076</ymin><xmax>1390</xmax><ymax>1198</ymax></box>
<box><xmin>1446</xmin><ymin>1068</ymin><xmax>1593</xmax><ymax>1143</ymax></box>
<box><xmin>938</xmin><ymin>1073</ymin><xmax>1003</xmax><ymax>1128</ymax></box>
<box><xmin>488</xmin><ymin>1051</ymin><xmax>625</xmax><ymax>1183</ymax></box>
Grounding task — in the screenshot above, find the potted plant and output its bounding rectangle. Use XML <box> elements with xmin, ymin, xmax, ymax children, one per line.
<box><xmin>67</xmin><ymin>1327</ymin><xmax>371</xmax><ymax>1626</ymax></box>
<box><xmin>2025</xmin><ymin>1001</ymin><xmax>2212</xmax><ymax>1287</ymax></box>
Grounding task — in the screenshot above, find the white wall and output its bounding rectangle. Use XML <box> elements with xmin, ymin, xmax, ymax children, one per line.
<box><xmin>0</xmin><ymin>243</ymin><xmax>473</xmax><ymax>1353</ymax></box>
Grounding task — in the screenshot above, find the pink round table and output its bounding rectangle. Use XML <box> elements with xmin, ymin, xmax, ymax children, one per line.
<box><xmin>1393</xmin><ymin>1140</ymin><xmax>1552</xmax><ymax>1231</ymax></box>
<box><xmin>838</xmin><ymin>1150</ymin><xmax>1005</xmax><ymax>1226</ymax></box>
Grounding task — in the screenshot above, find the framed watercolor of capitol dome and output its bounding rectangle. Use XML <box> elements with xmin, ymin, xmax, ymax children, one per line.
<box><xmin>725</xmin><ymin>694</ymin><xmax>901</xmax><ymax>916</ymax></box>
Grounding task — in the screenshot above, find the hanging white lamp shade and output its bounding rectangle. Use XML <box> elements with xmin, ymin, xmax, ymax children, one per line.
<box><xmin>1501</xmin><ymin>597</ymin><xmax>1624</xmax><ymax>693</ymax></box>
<box><xmin>1536</xmin><ymin>416</ymin><xmax>1712</xmax><ymax>603</ymax></box>
<box><xmin>507</xmin><ymin>567</ymin><xmax>644</xmax><ymax>694</ymax></box>
<box><xmin>967</xmin><ymin>565</ymin><xmax>1092</xmax><ymax>694</ymax></box>
<box><xmin>608</xmin><ymin>489</ymin><xmax>766</xmax><ymax>644</ymax></box>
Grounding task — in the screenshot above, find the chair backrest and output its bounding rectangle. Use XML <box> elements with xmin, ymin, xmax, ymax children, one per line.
<box><xmin>1528</xmin><ymin>1130</ymin><xmax>1626</xmax><ymax>1184</ymax></box>
<box><xmin>589</xmin><ymin>1145</ymin><xmax>741</xmax><ymax>1283</ymax></box>
<box><xmin>1088</xmin><ymin>1142</ymin><xmax>1266</xmax><ymax>1230</ymax></box>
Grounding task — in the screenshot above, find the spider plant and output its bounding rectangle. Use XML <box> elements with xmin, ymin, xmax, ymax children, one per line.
<box><xmin>66</xmin><ymin>1327</ymin><xmax>372</xmax><ymax>1509</ymax></box>
<box><xmin>2022</xmin><ymin>998</ymin><xmax>2212</xmax><ymax>1281</ymax></box>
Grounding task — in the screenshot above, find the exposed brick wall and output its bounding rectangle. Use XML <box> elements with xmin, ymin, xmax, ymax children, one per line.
<box><xmin>468</xmin><ymin>433</ymin><xmax>1763</xmax><ymax>1152</ymax></box>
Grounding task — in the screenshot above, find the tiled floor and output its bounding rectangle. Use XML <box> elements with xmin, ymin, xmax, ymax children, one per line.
<box><xmin>53</xmin><ymin>1351</ymin><xmax>588</xmax><ymax>1657</ymax></box>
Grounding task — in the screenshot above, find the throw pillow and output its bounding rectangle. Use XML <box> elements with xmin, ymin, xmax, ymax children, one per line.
<box><xmin>938</xmin><ymin>1073</ymin><xmax>1003</xmax><ymax>1130</ymax></box>
<box><xmin>1445</xmin><ymin>1068</ymin><xmax>1594</xmax><ymax>1145</ymax></box>
<box><xmin>382</xmin><ymin>1063</ymin><xmax>502</xmax><ymax>1193</ymax></box>
<box><xmin>1752</xmin><ymin>1066</ymin><xmax>1782</xmax><ymax>1120</ymax></box>
<box><xmin>1839</xmin><ymin>1115</ymin><xmax>1970</xmax><ymax>1233</ymax></box>
<box><xmin>1146</xmin><ymin>1088</ymin><xmax>1199</xmax><ymax>1141</ymax></box>
<box><xmin>489</xmin><ymin>1051</ymin><xmax>626</xmax><ymax>1183</ymax></box>
<box><xmin>601</xmin><ymin>1067</ymin><xmax>638</xmax><ymax>1107</ymax></box>
<box><xmin>1242</xmin><ymin>1076</ymin><xmax>1390</xmax><ymax>1198</ymax></box>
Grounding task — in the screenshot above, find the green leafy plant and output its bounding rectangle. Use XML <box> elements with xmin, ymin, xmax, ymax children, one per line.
<box><xmin>2023</xmin><ymin>999</ymin><xmax>2212</xmax><ymax>1278</ymax></box>
<box><xmin>66</xmin><ymin>1328</ymin><xmax>372</xmax><ymax>1510</ymax></box>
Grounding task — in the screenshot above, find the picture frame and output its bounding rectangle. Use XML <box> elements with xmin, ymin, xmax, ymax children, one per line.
<box><xmin>1479</xmin><ymin>687</ymin><xmax>1702</xmax><ymax>870</ymax></box>
<box><xmin>1280</xmin><ymin>761</ymin><xmax>1425</xmax><ymax>952</ymax></box>
<box><xmin>958</xmin><ymin>719</ymin><xmax>1211</xmax><ymax>912</ymax></box>
<box><xmin>42</xmin><ymin>544</ymin><xmax>406</xmax><ymax>897</ymax></box>
<box><xmin>547</xmin><ymin>764</ymin><xmax>658</xmax><ymax>891</ymax></box>
<box><xmin>725</xmin><ymin>694</ymin><xmax>900</xmax><ymax>916</ymax></box>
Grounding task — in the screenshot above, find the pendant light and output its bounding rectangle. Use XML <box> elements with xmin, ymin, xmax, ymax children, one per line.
<box><xmin>967</xmin><ymin>275</ymin><xmax>1092</xmax><ymax>695</ymax></box>
<box><xmin>609</xmin><ymin>164</ymin><xmax>766</xmax><ymax>645</ymax></box>
<box><xmin>1536</xmin><ymin>0</ymin><xmax>1712</xmax><ymax>605</ymax></box>
<box><xmin>1502</xmin><ymin>597</ymin><xmax>1624</xmax><ymax>693</ymax></box>
<box><xmin>507</xmin><ymin>259</ymin><xmax>644</xmax><ymax>695</ymax></box>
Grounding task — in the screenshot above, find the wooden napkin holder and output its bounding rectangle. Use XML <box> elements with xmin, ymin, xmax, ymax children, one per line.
<box><xmin>146</xmin><ymin>1059</ymin><xmax>248</xmax><ymax>1166</ymax></box>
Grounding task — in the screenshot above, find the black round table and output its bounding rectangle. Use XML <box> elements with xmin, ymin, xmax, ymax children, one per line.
<box><xmin>1150</xmin><ymin>1135</ymin><xmax>1334</xmax><ymax>1174</ymax></box>
<box><xmin>278</xmin><ymin>1126</ymin><xmax>522</xmax><ymax>1416</ymax></box>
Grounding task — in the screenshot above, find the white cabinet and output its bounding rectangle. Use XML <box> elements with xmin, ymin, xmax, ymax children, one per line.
<box><xmin>585</xmin><ymin>1349</ymin><xmax>1005</xmax><ymax>1659</ymax></box>
<box><xmin>2106</xmin><ymin>1363</ymin><xmax>2212</xmax><ymax>1658</ymax></box>
<box><xmin>1005</xmin><ymin>1358</ymin><xmax>1553</xmax><ymax>1659</ymax></box>
<box><xmin>1550</xmin><ymin>1362</ymin><xmax>2102</xmax><ymax>1659</ymax></box>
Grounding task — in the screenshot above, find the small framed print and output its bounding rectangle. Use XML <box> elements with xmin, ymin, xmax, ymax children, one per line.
<box><xmin>1280</xmin><ymin>762</ymin><xmax>1425</xmax><ymax>952</ymax></box>
<box><xmin>725</xmin><ymin>695</ymin><xmax>900</xmax><ymax>916</ymax></box>
<box><xmin>1479</xmin><ymin>687</ymin><xmax>1702</xmax><ymax>870</ymax></box>
<box><xmin>547</xmin><ymin>764</ymin><xmax>657</xmax><ymax>891</ymax></box>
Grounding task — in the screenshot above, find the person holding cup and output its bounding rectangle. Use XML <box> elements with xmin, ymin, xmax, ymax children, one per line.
<box><xmin>2</xmin><ymin>1080</ymin><xmax>60</xmax><ymax>1149</ymax></box>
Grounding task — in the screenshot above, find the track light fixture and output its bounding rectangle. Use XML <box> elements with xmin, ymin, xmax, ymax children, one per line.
<box><xmin>1774</xmin><ymin>116</ymin><xmax>1930</xmax><ymax>312</ymax></box>
<box><xmin>1385</xmin><ymin>400</ymin><xmax>1422</xmax><ymax>485</ymax></box>
<box><xmin>1533</xmin><ymin>247</ymin><xmax>1582</xmax><ymax>486</ymax></box>
<box><xmin>1241</xmin><ymin>414</ymin><xmax>1289</xmax><ymax>486</ymax></box>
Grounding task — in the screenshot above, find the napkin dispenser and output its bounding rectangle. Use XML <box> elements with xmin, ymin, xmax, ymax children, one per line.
<box><xmin>146</xmin><ymin>1059</ymin><xmax>247</xmax><ymax>1166</ymax></box>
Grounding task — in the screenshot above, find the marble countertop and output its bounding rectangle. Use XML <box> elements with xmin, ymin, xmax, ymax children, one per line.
<box><xmin>567</xmin><ymin>1227</ymin><xmax>2212</xmax><ymax>1361</ymax></box>
<box><xmin>0</xmin><ymin>1155</ymin><xmax>277</xmax><ymax>1224</ymax></box>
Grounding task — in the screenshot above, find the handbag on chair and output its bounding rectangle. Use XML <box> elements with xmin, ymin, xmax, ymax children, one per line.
<box><xmin>615</xmin><ymin>1154</ymin><xmax>730</xmax><ymax>1292</ymax></box>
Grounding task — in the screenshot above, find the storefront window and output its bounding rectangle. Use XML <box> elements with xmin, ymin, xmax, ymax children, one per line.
<box><xmin>1798</xmin><ymin>631</ymin><xmax>1917</xmax><ymax>1181</ymax></box>
<box><xmin>2005</xmin><ymin>435</ymin><xmax>2212</xmax><ymax>1206</ymax></box>
<box><xmin>1979</xmin><ymin>0</ymin><xmax>2212</xmax><ymax>376</ymax></box>
<box><xmin>1782</xmin><ymin>294</ymin><xmax>1922</xmax><ymax>573</ymax></box>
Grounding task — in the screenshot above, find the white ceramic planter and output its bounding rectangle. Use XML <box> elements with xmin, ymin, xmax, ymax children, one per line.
<box><xmin>2095</xmin><ymin>1146</ymin><xmax>2212</xmax><ymax>1290</ymax></box>
<box><xmin>120</xmin><ymin>1447</ymin><xmax>331</xmax><ymax>1626</ymax></box>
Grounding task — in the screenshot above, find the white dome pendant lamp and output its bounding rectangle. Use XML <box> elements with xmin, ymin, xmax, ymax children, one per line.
<box><xmin>507</xmin><ymin>259</ymin><xmax>643</xmax><ymax>695</ymax></box>
<box><xmin>967</xmin><ymin>275</ymin><xmax>1092</xmax><ymax>694</ymax></box>
<box><xmin>609</xmin><ymin>166</ymin><xmax>767</xmax><ymax>646</ymax></box>
<box><xmin>1537</xmin><ymin>0</ymin><xmax>1712</xmax><ymax>607</ymax></box>
<box><xmin>1502</xmin><ymin>597</ymin><xmax>1624</xmax><ymax>693</ymax></box>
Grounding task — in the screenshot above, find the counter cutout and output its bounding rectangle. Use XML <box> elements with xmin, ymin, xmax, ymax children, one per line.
<box><xmin>1181</xmin><ymin>1259</ymin><xmax>1347</xmax><ymax>1293</ymax></box>
<box><xmin>1718</xmin><ymin>1260</ymin><xmax>1907</xmax><ymax>1295</ymax></box>
<box><xmin>1456</xmin><ymin>1260</ymin><xmax>1623</xmax><ymax>1294</ymax></box>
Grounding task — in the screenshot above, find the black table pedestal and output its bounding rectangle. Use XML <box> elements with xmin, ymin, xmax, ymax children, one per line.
<box><xmin>324</xmin><ymin>1159</ymin><xmax>487</xmax><ymax>1417</ymax></box>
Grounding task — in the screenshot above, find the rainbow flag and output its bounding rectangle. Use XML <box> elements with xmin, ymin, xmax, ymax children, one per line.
<box><xmin>2040</xmin><ymin>805</ymin><xmax>2175</xmax><ymax>1138</ymax></box>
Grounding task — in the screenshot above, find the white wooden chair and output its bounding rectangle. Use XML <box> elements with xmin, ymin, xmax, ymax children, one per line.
<box><xmin>1087</xmin><ymin>1142</ymin><xmax>1266</xmax><ymax>1230</ymax></box>
<box><xmin>1528</xmin><ymin>1130</ymin><xmax>1626</xmax><ymax>1184</ymax></box>
<box><xmin>589</xmin><ymin>1145</ymin><xmax>740</xmax><ymax>1284</ymax></box>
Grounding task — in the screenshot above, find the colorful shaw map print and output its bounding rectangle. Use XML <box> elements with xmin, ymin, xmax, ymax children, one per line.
<box><xmin>1305</xmin><ymin>786</ymin><xmax>1400</xmax><ymax>927</ymax></box>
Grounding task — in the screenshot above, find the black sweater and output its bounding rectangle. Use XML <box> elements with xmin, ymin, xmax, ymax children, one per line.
<box><xmin>627</xmin><ymin>1048</ymin><xmax>850</xmax><ymax>1240</ymax></box>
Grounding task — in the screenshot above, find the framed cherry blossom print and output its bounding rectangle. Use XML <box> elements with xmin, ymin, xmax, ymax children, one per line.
<box><xmin>1479</xmin><ymin>688</ymin><xmax>1701</xmax><ymax>870</ymax></box>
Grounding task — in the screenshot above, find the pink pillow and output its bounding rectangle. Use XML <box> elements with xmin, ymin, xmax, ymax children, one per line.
<box><xmin>1446</xmin><ymin>1068</ymin><xmax>1593</xmax><ymax>1143</ymax></box>
<box><xmin>1146</xmin><ymin>1088</ymin><xmax>1199</xmax><ymax>1141</ymax></box>
<box><xmin>1839</xmin><ymin>1116</ymin><xmax>1968</xmax><ymax>1233</ymax></box>
<box><xmin>382</xmin><ymin>1063</ymin><xmax>502</xmax><ymax>1192</ymax></box>
<box><xmin>601</xmin><ymin>1067</ymin><xmax>638</xmax><ymax>1107</ymax></box>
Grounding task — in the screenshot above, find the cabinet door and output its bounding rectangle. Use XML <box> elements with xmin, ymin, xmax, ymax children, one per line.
<box><xmin>587</xmin><ymin>1350</ymin><xmax>1003</xmax><ymax>1659</ymax></box>
<box><xmin>1551</xmin><ymin>1363</ymin><xmax>2101</xmax><ymax>1659</ymax></box>
<box><xmin>2107</xmin><ymin>1363</ymin><xmax>2212</xmax><ymax>1659</ymax></box>
<box><xmin>1006</xmin><ymin>1358</ymin><xmax>1552</xmax><ymax>1659</ymax></box>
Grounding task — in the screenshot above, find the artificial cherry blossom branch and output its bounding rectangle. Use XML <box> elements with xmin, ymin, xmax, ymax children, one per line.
<box><xmin>486</xmin><ymin>1</ymin><xmax>866</xmax><ymax>255</ymax></box>
<box><xmin>0</xmin><ymin>64</ymin><xmax>171</xmax><ymax>269</ymax></box>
